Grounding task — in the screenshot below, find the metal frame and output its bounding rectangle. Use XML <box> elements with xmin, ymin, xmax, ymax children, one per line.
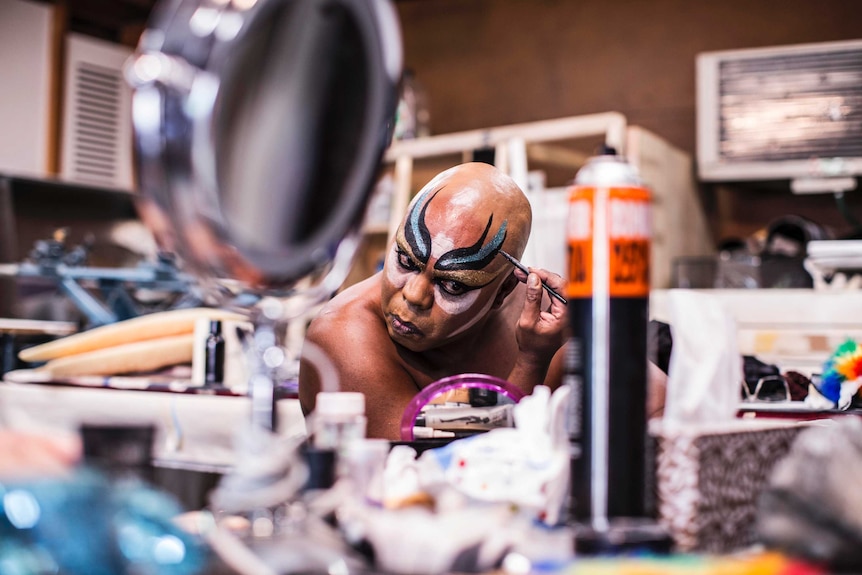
<box><xmin>382</xmin><ymin>112</ymin><xmax>628</xmax><ymax>240</ymax></box>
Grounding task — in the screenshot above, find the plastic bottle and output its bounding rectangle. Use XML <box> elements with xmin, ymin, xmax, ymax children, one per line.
<box><xmin>302</xmin><ymin>392</ymin><xmax>367</xmax><ymax>492</ymax></box>
<box><xmin>312</xmin><ymin>392</ymin><xmax>367</xmax><ymax>450</ymax></box>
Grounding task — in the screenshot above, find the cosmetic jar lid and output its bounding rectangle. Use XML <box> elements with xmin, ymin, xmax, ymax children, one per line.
<box><xmin>316</xmin><ymin>391</ymin><xmax>366</xmax><ymax>417</ymax></box>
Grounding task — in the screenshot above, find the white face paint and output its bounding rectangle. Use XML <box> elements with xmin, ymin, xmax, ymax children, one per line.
<box><xmin>434</xmin><ymin>285</ymin><xmax>481</xmax><ymax>316</ymax></box>
<box><xmin>384</xmin><ymin>247</ymin><xmax>409</xmax><ymax>289</ymax></box>
<box><xmin>446</xmin><ymin>186</ymin><xmax>482</xmax><ymax>211</ymax></box>
<box><xmin>430</xmin><ymin>233</ymin><xmax>456</xmax><ymax>260</ymax></box>
<box><xmin>441</xmin><ymin>288</ymin><xmax>490</xmax><ymax>338</ymax></box>
<box><xmin>428</xmin><ymin>230</ymin><xmax>485</xmax><ymax>316</ymax></box>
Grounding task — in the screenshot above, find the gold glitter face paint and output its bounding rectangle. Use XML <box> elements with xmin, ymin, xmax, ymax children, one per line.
<box><xmin>387</xmin><ymin>234</ymin><xmax>504</xmax><ymax>318</ymax></box>
<box><xmin>394</xmin><ymin>235</ymin><xmax>501</xmax><ymax>292</ymax></box>
<box><xmin>435</xmin><ymin>268</ymin><xmax>499</xmax><ymax>287</ymax></box>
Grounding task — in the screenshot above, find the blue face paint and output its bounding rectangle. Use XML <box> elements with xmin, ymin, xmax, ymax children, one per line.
<box><xmin>400</xmin><ymin>185</ymin><xmax>508</xmax><ymax>275</ymax></box>
<box><xmin>435</xmin><ymin>216</ymin><xmax>507</xmax><ymax>272</ymax></box>
<box><xmin>404</xmin><ymin>187</ymin><xmax>440</xmax><ymax>265</ymax></box>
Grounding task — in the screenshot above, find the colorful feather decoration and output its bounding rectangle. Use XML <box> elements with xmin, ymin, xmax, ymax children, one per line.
<box><xmin>818</xmin><ymin>339</ymin><xmax>862</xmax><ymax>404</ymax></box>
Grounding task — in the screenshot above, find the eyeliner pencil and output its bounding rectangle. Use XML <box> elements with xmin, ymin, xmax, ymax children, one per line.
<box><xmin>499</xmin><ymin>250</ymin><xmax>567</xmax><ymax>305</ymax></box>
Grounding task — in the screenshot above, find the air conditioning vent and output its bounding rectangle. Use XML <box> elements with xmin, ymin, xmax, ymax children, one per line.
<box><xmin>61</xmin><ymin>34</ymin><xmax>133</xmax><ymax>190</ymax></box>
<box><xmin>719</xmin><ymin>49</ymin><xmax>862</xmax><ymax>162</ymax></box>
<box><xmin>70</xmin><ymin>62</ymin><xmax>122</xmax><ymax>182</ymax></box>
<box><xmin>698</xmin><ymin>39</ymin><xmax>862</xmax><ymax>183</ymax></box>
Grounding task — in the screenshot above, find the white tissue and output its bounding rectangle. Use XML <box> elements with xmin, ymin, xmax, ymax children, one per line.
<box><xmin>664</xmin><ymin>290</ymin><xmax>741</xmax><ymax>424</ymax></box>
<box><xmin>432</xmin><ymin>385</ymin><xmax>571</xmax><ymax>525</ymax></box>
<box><xmin>359</xmin><ymin>504</ymin><xmax>515</xmax><ymax>575</ymax></box>
<box><xmin>342</xmin><ymin>385</ymin><xmax>574</xmax><ymax>575</ymax></box>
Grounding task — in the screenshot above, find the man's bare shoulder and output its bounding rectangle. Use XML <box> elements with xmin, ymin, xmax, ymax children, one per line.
<box><xmin>300</xmin><ymin>272</ymin><xmax>416</xmax><ymax>429</ymax></box>
<box><xmin>304</xmin><ymin>273</ymin><xmax>393</xmax><ymax>360</ymax></box>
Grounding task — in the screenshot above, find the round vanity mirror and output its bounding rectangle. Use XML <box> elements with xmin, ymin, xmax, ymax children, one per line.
<box><xmin>400</xmin><ymin>374</ymin><xmax>526</xmax><ymax>442</ymax></box>
<box><xmin>127</xmin><ymin>0</ymin><xmax>402</xmax><ymax>300</ymax></box>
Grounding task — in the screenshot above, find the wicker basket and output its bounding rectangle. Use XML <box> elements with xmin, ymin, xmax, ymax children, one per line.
<box><xmin>650</xmin><ymin>419</ymin><xmax>813</xmax><ymax>553</ymax></box>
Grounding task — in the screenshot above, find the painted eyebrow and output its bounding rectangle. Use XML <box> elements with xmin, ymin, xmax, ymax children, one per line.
<box><xmin>403</xmin><ymin>186</ymin><xmax>442</xmax><ymax>264</ymax></box>
<box><xmin>434</xmin><ymin>216</ymin><xmax>507</xmax><ymax>272</ymax></box>
<box><xmin>396</xmin><ymin>239</ymin><xmax>496</xmax><ymax>290</ymax></box>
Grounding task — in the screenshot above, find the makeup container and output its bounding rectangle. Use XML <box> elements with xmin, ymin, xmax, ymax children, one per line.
<box><xmin>204</xmin><ymin>320</ymin><xmax>225</xmax><ymax>387</ymax></box>
<box><xmin>312</xmin><ymin>392</ymin><xmax>367</xmax><ymax>450</ymax></box>
<box><xmin>305</xmin><ymin>392</ymin><xmax>368</xmax><ymax>491</ymax></box>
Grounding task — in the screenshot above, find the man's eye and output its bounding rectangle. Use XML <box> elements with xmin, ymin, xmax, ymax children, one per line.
<box><xmin>438</xmin><ymin>280</ymin><xmax>470</xmax><ymax>296</ymax></box>
<box><xmin>397</xmin><ymin>250</ymin><xmax>419</xmax><ymax>271</ymax></box>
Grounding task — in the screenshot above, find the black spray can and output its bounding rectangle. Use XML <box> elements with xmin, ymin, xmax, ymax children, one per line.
<box><xmin>565</xmin><ymin>154</ymin><xmax>652</xmax><ymax>527</ymax></box>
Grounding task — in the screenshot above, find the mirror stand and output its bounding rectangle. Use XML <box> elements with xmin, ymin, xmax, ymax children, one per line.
<box><xmin>208</xmin><ymin>266</ymin><xmax>350</xmax><ymax>517</ymax></box>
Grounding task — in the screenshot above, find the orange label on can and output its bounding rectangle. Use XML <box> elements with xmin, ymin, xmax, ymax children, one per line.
<box><xmin>566</xmin><ymin>186</ymin><xmax>651</xmax><ymax>298</ymax></box>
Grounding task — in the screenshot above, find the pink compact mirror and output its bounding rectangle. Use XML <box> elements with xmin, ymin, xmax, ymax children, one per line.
<box><xmin>399</xmin><ymin>374</ymin><xmax>525</xmax><ymax>442</ymax></box>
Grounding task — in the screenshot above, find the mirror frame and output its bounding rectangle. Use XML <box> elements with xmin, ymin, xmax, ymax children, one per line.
<box><xmin>400</xmin><ymin>373</ymin><xmax>526</xmax><ymax>442</ymax></box>
<box><xmin>126</xmin><ymin>0</ymin><xmax>403</xmax><ymax>296</ymax></box>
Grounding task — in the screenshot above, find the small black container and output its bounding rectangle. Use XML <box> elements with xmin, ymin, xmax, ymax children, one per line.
<box><xmin>204</xmin><ymin>320</ymin><xmax>225</xmax><ymax>387</ymax></box>
<box><xmin>81</xmin><ymin>424</ymin><xmax>156</xmax><ymax>484</ymax></box>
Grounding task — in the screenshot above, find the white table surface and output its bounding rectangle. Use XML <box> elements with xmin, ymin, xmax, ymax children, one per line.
<box><xmin>0</xmin><ymin>381</ymin><xmax>307</xmax><ymax>471</ymax></box>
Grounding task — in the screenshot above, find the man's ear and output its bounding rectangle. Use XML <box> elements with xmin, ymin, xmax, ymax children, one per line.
<box><xmin>492</xmin><ymin>272</ymin><xmax>520</xmax><ymax>309</ymax></box>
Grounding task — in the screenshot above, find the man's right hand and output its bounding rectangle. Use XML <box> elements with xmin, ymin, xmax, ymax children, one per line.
<box><xmin>515</xmin><ymin>267</ymin><xmax>566</xmax><ymax>363</ymax></box>
<box><xmin>504</xmin><ymin>267</ymin><xmax>567</xmax><ymax>393</ymax></box>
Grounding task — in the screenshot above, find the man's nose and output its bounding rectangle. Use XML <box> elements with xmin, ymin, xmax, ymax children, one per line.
<box><xmin>402</xmin><ymin>273</ymin><xmax>434</xmax><ymax>310</ymax></box>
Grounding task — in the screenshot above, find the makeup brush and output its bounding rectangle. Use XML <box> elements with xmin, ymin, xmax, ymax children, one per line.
<box><xmin>498</xmin><ymin>250</ymin><xmax>567</xmax><ymax>305</ymax></box>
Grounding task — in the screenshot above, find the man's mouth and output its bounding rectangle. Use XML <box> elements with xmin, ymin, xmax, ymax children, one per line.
<box><xmin>389</xmin><ymin>314</ymin><xmax>422</xmax><ymax>337</ymax></box>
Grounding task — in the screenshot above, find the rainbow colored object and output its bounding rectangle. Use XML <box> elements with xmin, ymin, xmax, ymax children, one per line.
<box><xmin>557</xmin><ymin>552</ymin><xmax>824</xmax><ymax>575</ymax></box>
<box><xmin>818</xmin><ymin>339</ymin><xmax>862</xmax><ymax>403</ymax></box>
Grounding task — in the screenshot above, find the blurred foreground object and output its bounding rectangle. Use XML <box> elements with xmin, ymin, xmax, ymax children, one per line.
<box><xmin>565</xmin><ymin>154</ymin><xmax>657</xmax><ymax>544</ymax></box>
<box><xmin>127</xmin><ymin>0</ymin><xmax>402</xmax><ymax>437</ymax></box>
<box><xmin>333</xmin><ymin>385</ymin><xmax>572</xmax><ymax>574</ymax></box>
<box><xmin>759</xmin><ymin>417</ymin><xmax>862</xmax><ymax>571</ymax></box>
<box><xmin>0</xmin><ymin>469</ymin><xmax>209</xmax><ymax>575</ymax></box>
<box><xmin>124</xmin><ymin>1</ymin><xmax>404</xmax><ymax>572</ymax></box>
<box><xmin>652</xmin><ymin>418</ymin><xmax>810</xmax><ymax>553</ymax></box>
<box><xmin>0</xmin><ymin>430</ymin><xmax>81</xmax><ymax>480</ymax></box>
<box><xmin>0</xmin><ymin>424</ymin><xmax>208</xmax><ymax>575</ymax></box>
<box><xmin>126</xmin><ymin>0</ymin><xmax>401</xmax><ymax>299</ymax></box>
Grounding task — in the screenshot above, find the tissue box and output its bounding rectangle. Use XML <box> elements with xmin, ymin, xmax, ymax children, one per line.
<box><xmin>651</xmin><ymin>419</ymin><xmax>812</xmax><ymax>553</ymax></box>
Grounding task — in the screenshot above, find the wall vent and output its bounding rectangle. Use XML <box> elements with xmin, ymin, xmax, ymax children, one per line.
<box><xmin>61</xmin><ymin>34</ymin><xmax>133</xmax><ymax>190</ymax></box>
<box><xmin>697</xmin><ymin>39</ymin><xmax>862</xmax><ymax>184</ymax></box>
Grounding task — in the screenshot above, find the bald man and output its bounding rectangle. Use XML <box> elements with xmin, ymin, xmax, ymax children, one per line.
<box><xmin>298</xmin><ymin>162</ymin><xmax>566</xmax><ymax>439</ymax></box>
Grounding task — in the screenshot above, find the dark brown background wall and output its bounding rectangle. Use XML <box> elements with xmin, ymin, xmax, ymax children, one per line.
<box><xmin>394</xmin><ymin>0</ymin><xmax>862</xmax><ymax>243</ymax></box>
